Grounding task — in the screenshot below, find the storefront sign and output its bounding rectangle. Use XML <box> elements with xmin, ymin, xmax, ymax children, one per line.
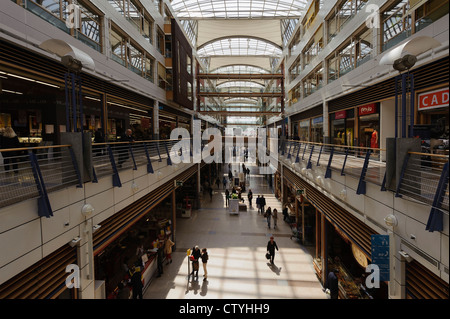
<box><xmin>359</xmin><ymin>103</ymin><xmax>377</xmax><ymax>116</ymax></box>
<box><xmin>418</xmin><ymin>88</ymin><xmax>449</xmax><ymax>111</ymax></box>
<box><xmin>371</xmin><ymin>235</ymin><xmax>390</xmax><ymax>281</ymax></box>
<box><xmin>335</xmin><ymin>110</ymin><xmax>347</xmax><ymax>119</ymax></box>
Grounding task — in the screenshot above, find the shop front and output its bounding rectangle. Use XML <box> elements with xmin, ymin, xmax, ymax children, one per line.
<box><xmin>282</xmin><ymin>166</ymin><xmax>388</xmax><ymax>299</ymax></box>
<box><xmin>416</xmin><ymin>87</ymin><xmax>449</xmax><ymax>155</ymax></box>
<box><xmin>330</xmin><ymin>108</ymin><xmax>355</xmax><ymax>147</ymax></box>
<box><xmin>94</xmin><ymin>193</ymin><xmax>175</xmax><ymax>299</ymax></box>
<box><xmin>358</xmin><ymin>103</ymin><xmax>380</xmax><ymax>150</ymax></box>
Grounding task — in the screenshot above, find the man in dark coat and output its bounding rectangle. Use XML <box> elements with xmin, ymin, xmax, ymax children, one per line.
<box><xmin>325</xmin><ymin>269</ymin><xmax>339</xmax><ymax>299</ymax></box>
<box><xmin>117</xmin><ymin>129</ymin><xmax>134</xmax><ymax>167</ymax></box>
<box><xmin>130</xmin><ymin>266</ymin><xmax>143</xmax><ymax>299</ymax></box>
<box><xmin>266</xmin><ymin>236</ymin><xmax>279</xmax><ymax>264</ymax></box>
<box><xmin>260</xmin><ymin>195</ymin><xmax>266</xmax><ymax>214</ymax></box>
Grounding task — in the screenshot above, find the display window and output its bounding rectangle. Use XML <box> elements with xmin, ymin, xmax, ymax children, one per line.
<box><xmin>331</xmin><ymin>108</ymin><xmax>355</xmax><ymax>147</ymax></box>
<box><xmin>299</xmin><ymin>119</ymin><xmax>310</xmax><ymax>141</ymax></box>
<box><xmin>311</xmin><ymin>116</ymin><xmax>323</xmax><ymax>143</ymax></box>
<box><xmin>94</xmin><ymin>195</ymin><xmax>173</xmax><ymax>299</ymax></box>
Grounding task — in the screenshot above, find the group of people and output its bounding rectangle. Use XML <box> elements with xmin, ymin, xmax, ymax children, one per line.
<box><xmin>189</xmin><ymin>245</ymin><xmax>209</xmax><ymax>281</ymax></box>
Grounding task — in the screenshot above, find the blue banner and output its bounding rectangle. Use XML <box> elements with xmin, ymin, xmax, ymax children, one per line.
<box><xmin>371</xmin><ymin>235</ymin><xmax>390</xmax><ymax>281</ymax></box>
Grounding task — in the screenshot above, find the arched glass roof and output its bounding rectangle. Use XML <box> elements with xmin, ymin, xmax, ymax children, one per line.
<box><xmin>198</xmin><ymin>37</ymin><xmax>282</xmax><ymax>57</ymax></box>
<box><xmin>211</xmin><ymin>65</ymin><xmax>270</xmax><ymax>74</ymax></box>
<box><xmin>170</xmin><ymin>0</ymin><xmax>308</xmax><ymax>19</ymax></box>
<box><xmin>217</xmin><ymin>81</ymin><xmax>264</xmax><ymax>89</ymax></box>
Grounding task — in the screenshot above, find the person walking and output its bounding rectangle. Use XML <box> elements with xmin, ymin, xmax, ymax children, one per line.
<box><xmin>190</xmin><ymin>245</ymin><xmax>201</xmax><ymax>279</ymax></box>
<box><xmin>256</xmin><ymin>195</ymin><xmax>261</xmax><ymax>214</ymax></box>
<box><xmin>1</xmin><ymin>127</ymin><xmax>20</xmax><ymax>174</ymax></box>
<box><xmin>209</xmin><ymin>186</ymin><xmax>213</xmax><ymax>202</ymax></box>
<box><xmin>222</xmin><ymin>176</ymin><xmax>227</xmax><ymax>189</ymax></box>
<box><xmin>130</xmin><ymin>265</ymin><xmax>143</xmax><ymax>299</ymax></box>
<box><xmin>325</xmin><ymin>269</ymin><xmax>339</xmax><ymax>299</ymax></box>
<box><xmin>118</xmin><ymin>128</ymin><xmax>134</xmax><ymax>167</ymax></box>
<box><xmin>266</xmin><ymin>236</ymin><xmax>279</xmax><ymax>264</ymax></box>
<box><xmin>260</xmin><ymin>195</ymin><xmax>266</xmax><ymax>215</ymax></box>
<box><xmin>272</xmin><ymin>208</ymin><xmax>278</xmax><ymax>229</ymax></box>
<box><xmin>201</xmin><ymin>248</ymin><xmax>209</xmax><ymax>281</ymax></box>
<box><xmin>225</xmin><ymin>189</ymin><xmax>230</xmax><ymax>207</ymax></box>
<box><xmin>247</xmin><ymin>189</ymin><xmax>253</xmax><ymax>207</ymax></box>
<box><xmin>215</xmin><ymin>177</ymin><xmax>220</xmax><ymax>189</ymax></box>
<box><xmin>164</xmin><ymin>236</ymin><xmax>175</xmax><ymax>265</ymax></box>
<box><xmin>265</xmin><ymin>207</ymin><xmax>272</xmax><ymax>229</ymax></box>
<box><xmin>156</xmin><ymin>240</ymin><xmax>164</xmax><ymax>277</ymax></box>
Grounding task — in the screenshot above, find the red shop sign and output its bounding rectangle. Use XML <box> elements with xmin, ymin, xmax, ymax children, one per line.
<box><xmin>335</xmin><ymin>110</ymin><xmax>347</xmax><ymax>119</ymax></box>
<box><xmin>359</xmin><ymin>103</ymin><xmax>377</xmax><ymax>116</ymax></box>
<box><xmin>418</xmin><ymin>88</ymin><xmax>449</xmax><ymax>111</ymax></box>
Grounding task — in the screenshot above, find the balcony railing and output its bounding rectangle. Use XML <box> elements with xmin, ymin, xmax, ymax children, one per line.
<box><xmin>275</xmin><ymin>139</ymin><xmax>449</xmax><ymax>231</ymax></box>
<box><xmin>0</xmin><ymin>139</ymin><xmax>191</xmax><ymax>216</ymax></box>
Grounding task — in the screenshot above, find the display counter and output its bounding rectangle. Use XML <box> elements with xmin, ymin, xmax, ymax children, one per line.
<box><xmin>329</xmin><ymin>259</ymin><xmax>371</xmax><ymax>299</ymax></box>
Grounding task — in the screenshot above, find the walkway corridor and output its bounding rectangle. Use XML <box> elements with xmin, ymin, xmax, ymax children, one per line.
<box><xmin>144</xmin><ymin>164</ymin><xmax>327</xmax><ymax>299</ymax></box>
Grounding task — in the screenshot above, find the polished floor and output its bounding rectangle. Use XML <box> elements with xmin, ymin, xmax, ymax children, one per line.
<box><xmin>143</xmin><ymin>164</ymin><xmax>327</xmax><ymax>299</ymax></box>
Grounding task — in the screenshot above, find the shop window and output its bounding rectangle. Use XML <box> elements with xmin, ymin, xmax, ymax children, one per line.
<box><xmin>289</xmin><ymin>56</ymin><xmax>301</xmax><ymax>83</ymax></box>
<box><xmin>127</xmin><ymin>42</ymin><xmax>143</xmax><ymax>75</ymax></box>
<box><xmin>288</xmin><ymin>29</ymin><xmax>301</xmax><ymax>57</ymax></box>
<box><xmin>299</xmin><ymin>119</ymin><xmax>310</xmax><ymax>141</ymax></box>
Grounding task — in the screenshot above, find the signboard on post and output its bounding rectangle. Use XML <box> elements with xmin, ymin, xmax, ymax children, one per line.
<box><xmin>371</xmin><ymin>235</ymin><xmax>390</xmax><ymax>281</ymax></box>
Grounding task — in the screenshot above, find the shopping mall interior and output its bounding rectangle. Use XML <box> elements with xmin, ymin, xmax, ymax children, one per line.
<box><xmin>0</xmin><ymin>0</ymin><xmax>448</xmax><ymax>307</ymax></box>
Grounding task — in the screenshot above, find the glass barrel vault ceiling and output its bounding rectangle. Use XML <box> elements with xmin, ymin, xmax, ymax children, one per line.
<box><xmin>170</xmin><ymin>1</ymin><xmax>307</xmax><ymax>126</ymax></box>
<box><xmin>170</xmin><ymin>0</ymin><xmax>308</xmax><ymax>19</ymax></box>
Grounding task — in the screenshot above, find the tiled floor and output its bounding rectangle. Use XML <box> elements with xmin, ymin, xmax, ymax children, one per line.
<box><xmin>143</xmin><ymin>164</ymin><xmax>327</xmax><ymax>299</ymax></box>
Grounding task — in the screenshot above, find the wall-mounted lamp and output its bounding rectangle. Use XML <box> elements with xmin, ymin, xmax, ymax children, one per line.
<box><xmin>384</xmin><ymin>214</ymin><xmax>398</xmax><ymax>227</ymax></box>
<box><xmin>131</xmin><ymin>181</ymin><xmax>139</xmax><ymax>193</ymax></box>
<box><xmin>339</xmin><ymin>189</ymin><xmax>347</xmax><ymax>200</ymax></box>
<box><xmin>81</xmin><ymin>204</ymin><xmax>95</xmax><ymax>217</ymax></box>
<box><xmin>92</xmin><ymin>225</ymin><xmax>102</xmax><ymax>233</ymax></box>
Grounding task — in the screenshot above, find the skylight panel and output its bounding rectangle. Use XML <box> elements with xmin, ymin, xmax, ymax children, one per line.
<box><xmin>170</xmin><ymin>0</ymin><xmax>307</xmax><ymax>18</ymax></box>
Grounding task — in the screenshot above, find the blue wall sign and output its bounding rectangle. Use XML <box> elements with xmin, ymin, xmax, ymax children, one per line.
<box><xmin>371</xmin><ymin>235</ymin><xmax>390</xmax><ymax>281</ymax></box>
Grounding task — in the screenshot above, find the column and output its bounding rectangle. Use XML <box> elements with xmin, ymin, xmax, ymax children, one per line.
<box><xmin>153</xmin><ymin>101</ymin><xmax>159</xmax><ymax>140</ymax></box>
<box><xmin>323</xmin><ymin>100</ymin><xmax>330</xmax><ymax>144</ymax></box>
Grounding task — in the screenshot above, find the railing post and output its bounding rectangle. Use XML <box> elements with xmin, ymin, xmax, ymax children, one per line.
<box><xmin>295</xmin><ymin>143</ymin><xmax>302</xmax><ymax>163</ymax></box>
<box><xmin>165</xmin><ymin>142</ymin><xmax>172</xmax><ymax>166</ymax></box>
<box><xmin>28</xmin><ymin>151</ymin><xmax>53</xmax><ymax>218</ymax></box>
<box><xmin>302</xmin><ymin>143</ymin><xmax>307</xmax><ymax>160</ymax></box>
<box><xmin>68</xmin><ymin>146</ymin><xmax>83</xmax><ymax>188</ymax></box>
<box><xmin>426</xmin><ymin>162</ymin><xmax>449</xmax><ymax>232</ymax></box>
<box><xmin>341</xmin><ymin>148</ymin><xmax>349</xmax><ymax>176</ymax></box>
<box><xmin>307</xmin><ymin>145</ymin><xmax>315</xmax><ymax>169</ymax></box>
<box><xmin>144</xmin><ymin>143</ymin><xmax>154</xmax><ymax>174</ymax></box>
<box><xmin>317</xmin><ymin>145</ymin><xmax>323</xmax><ymax>166</ymax></box>
<box><xmin>395</xmin><ymin>153</ymin><xmax>410</xmax><ymax>198</ymax></box>
<box><xmin>325</xmin><ymin>146</ymin><xmax>334</xmax><ymax>179</ymax></box>
<box><xmin>356</xmin><ymin>150</ymin><xmax>371</xmax><ymax>195</ymax></box>
<box><xmin>107</xmin><ymin>145</ymin><xmax>122</xmax><ymax>187</ymax></box>
<box><xmin>129</xmin><ymin>144</ymin><xmax>137</xmax><ymax>170</ymax></box>
<box><xmin>287</xmin><ymin>142</ymin><xmax>293</xmax><ymax>159</ymax></box>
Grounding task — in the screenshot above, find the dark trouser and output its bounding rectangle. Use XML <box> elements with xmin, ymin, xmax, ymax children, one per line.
<box><xmin>269</xmin><ymin>251</ymin><xmax>275</xmax><ymax>263</ymax></box>
<box><xmin>133</xmin><ymin>287</ymin><xmax>143</xmax><ymax>299</ymax></box>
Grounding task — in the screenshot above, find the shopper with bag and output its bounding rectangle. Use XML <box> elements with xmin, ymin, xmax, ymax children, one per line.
<box><xmin>266</xmin><ymin>236</ymin><xmax>279</xmax><ymax>264</ymax></box>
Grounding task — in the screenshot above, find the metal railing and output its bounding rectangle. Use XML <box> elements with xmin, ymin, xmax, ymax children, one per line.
<box><xmin>0</xmin><ymin>145</ymin><xmax>81</xmax><ymax>216</ymax></box>
<box><xmin>279</xmin><ymin>139</ymin><xmax>386</xmax><ymax>193</ymax></box>
<box><xmin>276</xmin><ymin>139</ymin><xmax>449</xmax><ymax>215</ymax></box>
<box><xmin>0</xmin><ymin>138</ymin><xmax>191</xmax><ymax>214</ymax></box>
